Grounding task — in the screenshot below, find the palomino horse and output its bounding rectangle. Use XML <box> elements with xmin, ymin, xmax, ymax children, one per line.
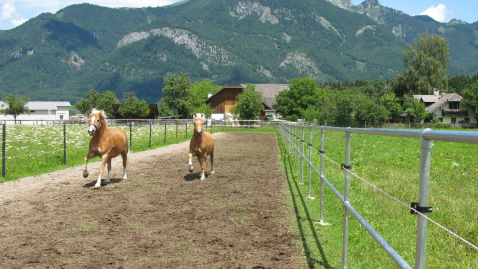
<box><xmin>83</xmin><ymin>109</ymin><xmax>128</xmax><ymax>188</ymax></box>
<box><xmin>189</xmin><ymin>113</ymin><xmax>215</xmax><ymax>180</ymax></box>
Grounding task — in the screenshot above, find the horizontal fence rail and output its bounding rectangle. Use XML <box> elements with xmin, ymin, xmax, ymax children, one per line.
<box><xmin>278</xmin><ymin>122</ymin><xmax>478</xmax><ymax>269</ymax></box>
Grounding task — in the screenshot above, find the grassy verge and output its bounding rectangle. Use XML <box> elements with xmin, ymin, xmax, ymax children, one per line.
<box><xmin>277</xmin><ymin>127</ymin><xmax>478</xmax><ymax>268</ymax></box>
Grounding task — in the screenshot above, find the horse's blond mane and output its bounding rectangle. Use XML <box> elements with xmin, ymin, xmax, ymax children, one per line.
<box><xmin>90</xmin><ymin>108</ymin><xmax>107</xmax><ymax>119</ymax></box>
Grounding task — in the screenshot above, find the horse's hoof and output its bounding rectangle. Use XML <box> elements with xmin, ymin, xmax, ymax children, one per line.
<box><xmin>189</xmin><ymin>169</ymin><xmax>193</xmax><ymax>173</ymax></box>
<box><xmin>94</xmin><ymin>185</ymin><xmax>101</xmax><ymax>189</ymax></box>
<box><xmin>210</xmin><ymin>170</ymin><xmax>215</xmax><ymax>175</ymax></box>
<box><xmin>83</xmin><ymin>171</ymin><xmax>89</xmax><ymax>178</ymax></box>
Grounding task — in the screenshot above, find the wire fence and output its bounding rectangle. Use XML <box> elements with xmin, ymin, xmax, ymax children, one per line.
<box><xmin>279</xmin><ymin>122</ymin><xmax>478</xmax><ymax>269</ymax></box>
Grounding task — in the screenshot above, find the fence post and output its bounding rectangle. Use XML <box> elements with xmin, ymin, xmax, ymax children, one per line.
<box><xmin>342</xmin><ymin>129</ymin><xmax>352</xmax><ymax>268</ymax></box>
<box><xmin>296</xmin><ymin>125</ymin><xmax>299</xmax><ymax>175</ymax></box>
<box><xmin>149</xmin><ymin>121</ymin><xmax>152</xmax><ymax>148</ymax></box>
<box><xmin>2</xmin><ymin>123</ymin><xmax>5</xmax><ymax>178</ymax></box>
<box><xmin>319</xmin><ymin>128</ymin><xmax>326</xmax><ymax>223</ymax></box>
<box><xmin>176</xmin><ymin>121</ymin><xmax>178</xmax><ymax>140</ymax></box>
<box><xmin>186</xmin><ymin>121</ymin><xmax>188</xmax><ymax>138</ymax></box>
<box><xmin>129</xmin><ymin>122</ymin><xmax>132</xmax><ymax>150</ymax></box>
<box><xmin>415</xmin><ymin>129</ymin><xmax>434</xmax><ymax>269</ymax></box>
<box><xmin>288</xmin><ymin>125</ymin><xmax>291</xmax><ymax>154</ymax></box>
<box><xmin>63</xmin><ymin>123</ymin><xmax>66</xmax><ymax>165</ymax></box>
<box><xmin>307</xmin><ymin>127</ymin><xmax>314</xmax><ymax>199</ymax></box>
<box><xmin>300</xmin><ymin>125</ymin><xmax>305</xmax><ymax>184</ymax></box>
<box><xmin>164</xmin><ymin>123</ymin><xmax>167</xmax><ymax>143</ymax></box>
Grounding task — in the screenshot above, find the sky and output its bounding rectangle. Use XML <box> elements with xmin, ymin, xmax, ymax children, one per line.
<box><xmin>0</xmin><ymin>0</ymin><xmax>477</xmax><ymax>31</ymax></box>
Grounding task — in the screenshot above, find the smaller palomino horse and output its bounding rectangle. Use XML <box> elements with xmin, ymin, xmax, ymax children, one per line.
<box><xmin>189</xmin><ymin>113</ymin><xmax>215</xmax><ymax>180</ymax></box>
<box><xmin>83</xmin><ymin>109</ymin><xmax>128</xmax><ymax>188</ymax></box>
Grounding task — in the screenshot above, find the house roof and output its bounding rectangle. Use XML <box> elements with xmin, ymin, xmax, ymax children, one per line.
<box><xmin>0</xmin><ymin>101</ymin><xmax>71</xmax><ymax>110</ymax></box>
<box><xmin>241</xmin><ymin>84</ymin><xmax>289</xmax><ymax>108</ymax></box>
<box><xmin>423</xmin><ymin>93</ymin><xmax>463</xmax><ymax>113</ymax></box>
<box><xmin>205</xmin><ymin>82</ymin><xmax>288</xmax><ymax>109</ymax></box>
<box><xmin>413</xmin><ymin>95</ymin><xmax>440</xmax><ymax>103</ymax></box>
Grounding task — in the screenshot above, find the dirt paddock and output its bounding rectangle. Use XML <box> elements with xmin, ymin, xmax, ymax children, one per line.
<box><xmin>0</xmin><ymin>132</ymin><xmax>306</xmax><ymax>268</ymax></box>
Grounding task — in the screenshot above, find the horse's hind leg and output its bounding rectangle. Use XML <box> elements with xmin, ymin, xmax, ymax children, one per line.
<box><xmin>105</xmin><ymin>158</ymin><xmax>112</xmax><ymax>184</ymax></box>
<box><xmin>210</xmin><ymin>151</ymin><xmax>215</xmax><ymax>175</ymax></box>
<box><xmin>121</xmin><ymin>151</ymin><xmax>128</xmax><ymax>180</ymax></box>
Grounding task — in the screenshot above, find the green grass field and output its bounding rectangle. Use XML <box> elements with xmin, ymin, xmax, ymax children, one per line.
<box><xmin>1</xmin><ymin>122</ymin><xmax>475</xmax><ymax>268</ymax></box>
<box><xmin>278</xmin><ymin>126</ymin><xmax>478</xmax><ymax>268</ymax></box>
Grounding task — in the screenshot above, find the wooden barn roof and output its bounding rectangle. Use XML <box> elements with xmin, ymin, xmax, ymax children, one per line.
<box><xmin>205</xmin><ymin>82</ymin><xmax>289</xmax><ymax>108</ymax></box>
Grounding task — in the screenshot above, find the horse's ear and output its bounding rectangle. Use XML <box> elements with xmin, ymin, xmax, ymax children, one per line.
<box><xmin>193</xmin><ymin>114</ymin><xmax>197</xmax><ymax>120</ymax></box>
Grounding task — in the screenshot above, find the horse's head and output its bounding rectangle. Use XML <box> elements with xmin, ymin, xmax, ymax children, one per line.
<box><xmin>193</xmin><ymin>113</ymin><xmax>205</xmax><ymax>137</ymax></box>
<box><xmin>88</xmin><ymin>109</ymin><xmax>106</xmax><ymax>136</ymax></box>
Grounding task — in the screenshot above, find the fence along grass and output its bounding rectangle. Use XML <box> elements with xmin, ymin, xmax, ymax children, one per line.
<box><xmin>0</xmin><ymin>121</ymin><xmax>199</xmax><ymax>183</ymax></box>
<box><xmin>0</xmin><ymin>120</ymin><xmax>276</xmax><ymax>183</ymax></box>
<box><xmin>279</xmin><ymin>126</ymin><xmax>478</xmax><ymax>268</ymax></box>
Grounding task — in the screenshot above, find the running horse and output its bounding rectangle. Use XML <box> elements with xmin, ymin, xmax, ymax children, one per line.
<box><xmin>189</xmin><ymin>113</ymin><xmax>215</xmax><ymax>180</ymax></box>
<box><xmin>83</xmin><ymin>109</ymin><xmax>128</xmax><ymax>188</ymax></box>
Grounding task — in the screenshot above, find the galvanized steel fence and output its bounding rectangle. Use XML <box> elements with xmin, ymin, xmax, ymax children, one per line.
<box><xmin>278</xmin><ymin>122</ymin><xmax>478</xmax><ymax>269</ymax></box>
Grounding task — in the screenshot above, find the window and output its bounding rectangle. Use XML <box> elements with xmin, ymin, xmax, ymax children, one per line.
<box><xmin>451</xmin><ymin>118</ymin><xmax>456</xmax><ymax>124</ymax></box>
<box><xmin>465</xmin><ymin>118</ymin><xmax>470</xmax><ymax>124</ymax></box>
<box><xmin>449</xmin><ymin>102</ymin><xmax>459</xmax><ymax>109</ymax></box>
<box><xmin>59</xmin><ymin>115</ymin><xmax>64</xmax><ymax>120</ymax></box>
<box><xmin>438</xmin><ymin>118</ymin><xmax>443</xmax><ymax>122</ymax></box>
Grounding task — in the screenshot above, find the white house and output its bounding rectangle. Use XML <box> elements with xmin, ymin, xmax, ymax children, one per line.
<box><xmin>0</xmin><ymin>101</ymin><xmax>71</xmax><ymax>124</ymax></box>
<box><xmin>413</xmin><ymin>89</ymin><xmax>476</xmax><ymax>124</ymax></box>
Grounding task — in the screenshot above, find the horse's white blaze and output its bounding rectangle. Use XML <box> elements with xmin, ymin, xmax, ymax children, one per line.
<box><xmin>88</xmin><ymin>115</ymin><xmax>97</xmax><ymax>133</ymax></box>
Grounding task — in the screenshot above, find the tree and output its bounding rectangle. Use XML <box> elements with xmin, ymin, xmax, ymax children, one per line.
<box><xmin>273</xmin><ymin>77</ymin><xmax>326</xmax><ymax>119</ymax></box>
<box><xmin>355</xmin><ymin>97</ymin><xmax>389</xmax><ymax>126</ymax></box>
<box><xmin>303</xmin><ymin>105</ymin><xmax>323</xmax><ymax>124</ymax></box>
<box><xmin>118</xmin><ymin>92</ymin><xmax>150</xmax><ymax>119</ymax></box>
<box><xmin>75</xmin><ymin>89</ymin><xmax>118</xmax><ymax>118</ymax></box>
<box><xmin>402</xmin><ymin>33</ymin><xmax>450</xmax><ymax>95</ymax></box>
<box><xmin>161</xmin><ymin>73</ymin><xmax>193</xmax><ymax>117</ymax></box>
<box><xmin>186</xmin><ymin>79</ymin><xmax>220</xmax><ymax>118</ymax></box>
<box><xmin>461</xmin><ymin>82</ymin><xmax>478</xmax><ymax>121</ymax></box>
<box><xmin>330</xmin><ymin>90</ymin><xmax>355</xmax><ymax>127</ymax></box>
<box><xmin>0</xmin><ymin>94</ymin><xmax>30</xmax><ymax>123</ymax></box>
<box><xmin>379</xmin><ymin>93</ymin><xmax>402</xmax><ymax>122</ymax></box>
<box><xmin>235</xmin><ymin>84</ymin><xmax>264</xmax><ymax>120</ymax></box>
<box><xmin>403</xmin><ymin>96</ymin><xmax>427</xmax><ymax>123</ymax></box>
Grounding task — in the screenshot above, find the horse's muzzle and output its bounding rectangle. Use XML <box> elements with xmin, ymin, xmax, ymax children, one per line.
<box><xmin>88</xmin><ymin>130</ymin><xmax>96</xmax><ymax>136</ymax></box>
<box><xmin>196</xmin><ymin>131</ymin><xmax>202</xmax><ymax>136</ymax></box>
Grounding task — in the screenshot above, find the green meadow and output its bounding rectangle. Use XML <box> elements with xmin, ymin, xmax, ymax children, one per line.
<box><xmin>279</xmin><ymin>126</ymin><xmax>478</xmax><ymax>268</ymax></box>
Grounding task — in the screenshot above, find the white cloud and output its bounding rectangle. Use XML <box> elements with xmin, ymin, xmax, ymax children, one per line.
<box><xmin>1</xmin><ymin>0</ymin><xmax>16</xmax><ymax>20</ymax></box>
<box><xmin>11</xmin><ymin>17</ymin><xmax>27</xmax><ymax>27</ymax></box>
<box><xmin>420</xmin><ymin>4</ymin><xmax>448</xmax><ymax>22</ymax></box>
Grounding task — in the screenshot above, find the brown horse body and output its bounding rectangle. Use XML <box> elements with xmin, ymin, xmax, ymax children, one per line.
<box><xmin>83</xmin><ymin>109</ymin><xmax>128</xmax><ymax>188</ymax></box>
<box><xmin>189</xmin><ymin>114</ymin><xmax>214</xmax><ymax>180</ymax></box>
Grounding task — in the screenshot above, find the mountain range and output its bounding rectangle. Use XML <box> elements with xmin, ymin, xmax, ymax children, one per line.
<box><xmin>0</xmin><ymin>0</ymin><xmax>477</xmax><ymax>104</ymax></box>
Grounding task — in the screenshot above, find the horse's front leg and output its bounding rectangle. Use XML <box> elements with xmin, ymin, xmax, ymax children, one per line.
<box><xmin>83</xmin><ymin>151</ymin><xmax>96</xmax><ymax>178</ymax></box>
<box><xmin>188</xmin><ymin>152</ymin><xmax>194</xmax><ymax>173</ymax></box>
<box><xmin>95</xmin><ymin>156</ymin><xmax>108</xmax><ymax>189</ymax></box>
<box><xmin>199</xmin><ymin>154</ymin><xmax>207</xmax><ymax>180</ymax></box>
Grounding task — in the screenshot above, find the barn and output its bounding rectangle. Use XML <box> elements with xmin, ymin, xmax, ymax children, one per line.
<box><xmin>205</xmin><ymin>81</ymin><xmax>288</xmax><ymax>120</ymax></box>
<box><xmin>0</xmin><ymin>101</ymin><xmax>71</xmax><ymax>124</ymax></box>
